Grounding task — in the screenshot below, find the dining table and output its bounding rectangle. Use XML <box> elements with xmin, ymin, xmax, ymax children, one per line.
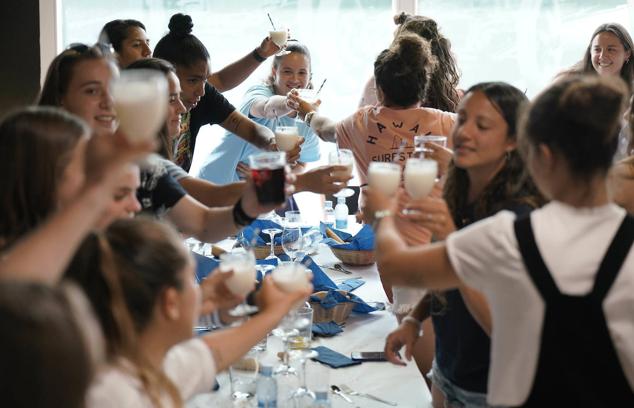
<box><xmin>187</xmin><ymin>220</ymin><xmax>432</xmax><ymax>408</ymax></box>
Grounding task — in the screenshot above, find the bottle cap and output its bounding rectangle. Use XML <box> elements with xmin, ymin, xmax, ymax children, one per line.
<box><xmin>259</xmin><ymin>365</ymin><xmax>273</xmax><ymax>376</ymax></box>
<box><xmin>324</xmin><ymin>200</ymin><xmax>333</xmax><ymax>208</ymax></box>
<box><xmin>337</xmin><ymin>196</ymin><xmax>346</xmax><ymax>204</ymax></box>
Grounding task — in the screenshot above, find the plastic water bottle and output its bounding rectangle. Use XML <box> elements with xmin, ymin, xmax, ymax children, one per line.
<box><xmin>335</xmin><ymin>196</ymin><xmax>348</xmax><ymax>229</ymax></box>
<box><xmin>256</xmin><ymin>365</ymin><xmax>277</xmax><ymax>407</ymax></box>
<box><xmin>311</xmin><ymin>391</ymin><xmax>331</xmax><ymax>407</ymax></box>
<box><xmin>323</xmin><ymin>200</ymin><xmax>335</xmax><ymax>228</ymax></box>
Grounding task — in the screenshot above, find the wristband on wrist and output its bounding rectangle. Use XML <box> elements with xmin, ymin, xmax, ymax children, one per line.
<box><xmin>305</xmin><ymin>111</ymin><xmax>316</xmax><ymax>127</ymax></box>
<box><xmin>252</xmin><ymin>48</ymin><xmax>266</xmax><ymax>62</ymax></box>
<box><xmin>402</xmin><ymin>316</ymin><xmax>423</xmax><ymax>335</ymax></box>
<box><xmin>232</xmin><ymin>198</ymin><xmax>257</xmax><ymax>227</ymax></box>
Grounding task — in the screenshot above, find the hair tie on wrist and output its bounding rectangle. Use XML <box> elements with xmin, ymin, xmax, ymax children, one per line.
<box><xmin>252</xmin><ymin>48</ymin><xmax>266</xmax><ymax>62</ymax></box>
<box><xmin>232</xmin><ymin>198</ymin><xmax>256</xmax><ymax>227</ymax></box>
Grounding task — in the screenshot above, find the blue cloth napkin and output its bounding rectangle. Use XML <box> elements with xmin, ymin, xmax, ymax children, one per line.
<box><xmin>337</xmin><ymin>278</ymin><xmax>365</xmax><ymax>292</ymax></box>
<box><xmin>311</xmin><ymin>346</ymin><xmax>361</xmax><ymax>368</ymax></box>
<box><xmin>309</xmin><ymin>289</ymin><xmax>378</xmax><ymax>314</ymax></box>
<box><xmin>312</xmin><ymin>321</ymin><xmax>343</xmax><ymax>337</ymax></box>
<box><xmin>320</xmin><ymin>223</ymin><xmax>375</xmax><ymax>251</ymax></box>
<box><xmin>192</xmin><ymin>251</ymin><xmax>220</xmax><ymax>282</ymax></box>
<box><xmin>300</xmin><ymin>255</ymin><xmax>337</xmax><ymax>292</ymax></box>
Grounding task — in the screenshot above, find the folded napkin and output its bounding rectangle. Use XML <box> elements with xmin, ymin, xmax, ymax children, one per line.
<box><xmin>311</xmin><ymin>346</ymin><xmax>361</xmax><ymax>368</ymax></box>
<box><xmin>309</xmin><ymin>288</ymin><xmax>378</xmax><ymax>314</ymax></box>
<box><xmin>312</xmin><ymin>321</ymin><xmax>343</xmax><ymax>337</ymax></box>
<box><xmin>192</xmin><ymin>251</ymin><xmax>220</xmax><ymax>283</ymax></box>
<box><xmin>337</xmin><ymin>278</ymin><xmax>365</xmax><ymax>292</ymax></box>
<box><xmin>320</xmin><ymin>223</ymin><xmax>375</xmax><ymax>251</ymax></box>
<box><xmin>300</xmin><ymin>255</ymin><xmax>337</xmax><ymax>292</ymax></box>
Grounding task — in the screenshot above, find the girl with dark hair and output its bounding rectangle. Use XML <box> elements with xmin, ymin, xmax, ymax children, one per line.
<box><xmin>295</xmin><ymin>34</ymin><xmax>456</xmax><ymax>246</ymax></box>
<box><xmin>0</xmin><ymin>281</ymin><xmax>102</xmax><ymax>408</ymax></box>
<box><xmin>382</xmin><ymin>82</ymin><xmax>542</xmax><ymax>407</ymax></box>
<box><xmin>153</xmin><ymin>14</ymin><xmax>299</xmax><ymax>172</ymax></box>
<box><xmin>99</xmin><ymin>19</ymin><xmax>151</xmax><ymax>67</ymax></box>
<box><xmin>196</xmin><ymin>40</ymin><xmax>322</xmax><ymax>185</ymax></box>
<box><xmin>365</xmin><ymin>75</ymin><xmax>634</xmax><ymax>407</ymax></box>
<box><xmin>0</xmin><ymin>106</ymin><xmax>151</xmax><ymax>283</ymax></box>
<box><xmin>39</xmin><ymin>45</ymin><xmax>288</xmax><ymax>243</ymax></box>
<box><xmin>66</xmin><ymin>217</ymin><xmax>310</xmax><ymax>407</ymax></box>
<box><xmin>359</xmin><ymin>12</ymin><xmax>461</xmax><ymax>114</ymax></box>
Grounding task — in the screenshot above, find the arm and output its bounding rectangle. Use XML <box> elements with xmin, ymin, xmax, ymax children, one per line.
<box><xmin>294</xmin><ymin>165</ymin><xmax>353</xmax><ymax>195</ymax></box>
<box><xmin>179</xmin><ymin>177</ymin><xmax>246</xmax><ymax>207</ymax></box>
<box><xmin>363</xmin><ymin>187</ymin><xmax>461</xmax><ymax>290</ymax></box>
<box><xmin>0</xmin><ymin>186</ymin><xmax>110</xmax><ymax>283</ymax></box>
<box><xmin>220</xmin><ymin>110</ymin><xmax>275</xmax><ymax>151</ymax></box>
<box><xmin>166</xmin><ymin>197</ymin><xmax>239</xmax><ymax>242</ymax></box>
<box><xmin>250</xmin><ymin>94</ymin><xmax>292</xmax><ymax>119</ymax></box>
<box><xmin>208</xmin><ymin>38</ymin><xmax>279</xmax><ymax>92</ymax></box>
<box><xmin>201</xmin><ymin>275</ymin><xmax>311</xmax><ymax>372</ymax></box>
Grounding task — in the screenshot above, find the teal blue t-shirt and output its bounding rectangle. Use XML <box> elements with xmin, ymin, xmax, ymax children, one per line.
<box><xmin>196</xmin><ymin>84</ymin><xmax>321</xmax><ymax>184</ymax></box>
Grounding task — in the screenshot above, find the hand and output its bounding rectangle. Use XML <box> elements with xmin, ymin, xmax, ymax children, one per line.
<box><xmin>285</xmin><ymin>136</ymin><xmax>304</xmax><ymax>164</ymax></box>
<box><xmin>360</xmin><ymin>186</ymin><xmax>398</xmax><ymax>224</ymax></box>
<box><xmin>424</xmin><ymin>143</ymin><xmax>453</xmax><ymax>177</ymax></box>
<box><xmin>240</xmin><ymin>169</ymin><xmax>296</xmax><ymax>218</ymax></box>
<box><xmin>199</xmin><ymin>269</ymin><xmax>245</xmax><ymax>315</ymax></box>
<box><xmin>295</xmin><ymin>165</ymin><xmax>353</xmax><ymax>195</ymax></box>
<box><xmin>236</xmin><ymin>162</ymin><xmax>251</xmax><ymax>180</ymax></box>
<box><xmin>384</xmin><ymin>318</ymin><xmax>421</xmax><ymax>366</ymax></box>
<box><xmin>84</xmin><ymin>128</ymin><xmax>157</xmax><ymax>187</ymax></box>
<box><xmin>286</xmin><ymin>90</ymin><xmax>320</xmax><ymax>119</ymax></box>
<box><xmin>255</xmin><ymin>274</ymin><xmax>312</xmax><ymax>316</ymax></box>
<box><xmin>256</xmin><ymin>36</ymin><xmax>280</xmax><ymax>59</ymax></box>
<box><xmin>400</xmin><ymin>191</ymin><xmax>456</xmax><ymax>240</ymax></box>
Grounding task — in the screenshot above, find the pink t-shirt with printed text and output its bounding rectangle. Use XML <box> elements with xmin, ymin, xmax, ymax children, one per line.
<box><xmin>336</xmin><ymin>105</ymin><xmax>456</xmax><ymax>245</ymax></box>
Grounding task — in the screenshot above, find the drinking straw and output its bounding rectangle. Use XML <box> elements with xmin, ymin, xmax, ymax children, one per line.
<box><xmin>267</xmin><ymin>13</ymin><xmax>277</xmax><ymax>30</ymax></box>
<box><xmin>315</xmin><ymin>78</ymin><xmax>327</xmax><ymax>96</ymax></box>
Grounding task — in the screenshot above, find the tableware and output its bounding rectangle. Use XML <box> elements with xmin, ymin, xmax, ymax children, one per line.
<box><xmin>111</xmin><ymin>69</ymin><xmax>168</xmax><ymax>144</ymax></box>
<box><xmin>331</xmin><ymin>385</ymin><xmax>355</xmax><ymax>404</ymax></box>
<box><xmin>339</xmin><ymin>384</ymin><xmax>398</xmax><ymax>406</ymax></box>
<box><xmin>249</xmin><ymin>151</ymin><xmax>286</xmax><ymax>205</ymax></box>
<box><xmin>274</xmin><ymin>125</ymin><xmax>300</xmax><ymax>151</ymax></box>
<box><xmin>404</xmin><ymin>159</ymin><xmax>437</xmax><ymax>199</ymax></box>
<box><xmin>414</xmin><ymin>135</ymin><xmax>447</xmax><ymax>158</ymax></box>
<box><xmin>368</xmin><ymin>162</ymin><xmax>401</xmax><ymax>196</ymax></box>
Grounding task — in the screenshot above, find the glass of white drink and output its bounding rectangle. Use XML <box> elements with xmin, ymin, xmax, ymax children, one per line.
<box><xmin>414</xmin><ymin>135</ymin><xmax>447</xmax><ymax>158</ymax></box>
<box><xmin>269</xmin><ymin>27</ymin><xmax>288</xmax><ymax>55</ymax></box>
<box><xmin>297</xmin><ymin>88</ymin><xmax>318</xmax><ymax>105</ymax></box>
<box><xmin>274</xmin><ymin>125</ymin><xmax>300</xmax><ymax>152</ymax></box>
<box><xmin>220</xmin><ymin>251</ymin><xmax>258</xmax><ymax>317</ymax></box>
<box><xmin>272</xmin><ymin>262</ymin><xmax>312</xmax><ymax>294</ymax></box>
<box><xmin>404</xmin><ymin>159</ymin><xmax>438</xmax><ymax>199</ymax></box>
<box><xmin>111</xmin><ymin>69</ymin><xmax>168</xmax><ymax>144</ymax></box>
<box><xmin>368</xmin><ymin>162</ymin><xmax>402</xmax><ymax>196</ymax></box>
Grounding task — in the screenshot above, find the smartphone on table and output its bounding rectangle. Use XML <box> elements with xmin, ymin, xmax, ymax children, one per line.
<box><xmin>350</xmin><ymin>351</ymin><xmax>387</xmax><ymax>361</ymax></box>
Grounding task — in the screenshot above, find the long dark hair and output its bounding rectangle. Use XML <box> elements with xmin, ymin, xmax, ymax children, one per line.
<box><xmin>444</xmin><ymin>82</ymin><xmax>543</xmax><ymax>224</ymax></box>
<box><xmin>394</xmin><ymin>13</ymin><xmax>461</xmax><ymax>112</ymax></box>
<box><xmin>65</xmin><ymin>217</ymin><xmax>189</xmax><ymax>407</ymax></box>
<box><xmin>374</xmin><ymin>33</ymin><xmax>437</xmax><ymax>107</ymax></box>
<box><xmin>0</xmin><ymin>282</ymin><xmax>95</xmax><ymax>408</ymax></box>
<box><xmin>0</xmin><ymin>107</ymin><xmax>88</xmax><ymax>250</ymax></box>
<box><xmin>572</xmin><ymin>23</ymin><xmax>634</xmax><ymax>93</ymax></box>
<box><xmin>153</xmin><ymin>13</ymin><xmax>210</xmax><ymax>69</ymax></box>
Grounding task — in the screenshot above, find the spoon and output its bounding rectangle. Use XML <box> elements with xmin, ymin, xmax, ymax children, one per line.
<box><xmin>331</xmin><ymin>385</ymin><xmax>355</xmax><ymax>405</ymax></box>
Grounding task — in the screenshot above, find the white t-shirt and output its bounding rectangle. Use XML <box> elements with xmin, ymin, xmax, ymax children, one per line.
<box><xmin>87</xmin><ymin>338</ymin><xmax>216</xmax><ymax>407</ymax></box>
<box><xmin>446</xmin><ymin>201</ymin><xmax>634</xmax><ymax>406</ymax></box>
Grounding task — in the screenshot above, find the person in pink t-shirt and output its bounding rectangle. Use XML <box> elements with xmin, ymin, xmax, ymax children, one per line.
<box><xmin>291</xmin><ymin>33</ymin><xmax>456</xmax><ymax>246</ymax></box>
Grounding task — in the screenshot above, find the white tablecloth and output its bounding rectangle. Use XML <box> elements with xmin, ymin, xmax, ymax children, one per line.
<box><xmin>188</xmin><ymin>237</ymin><xmax>432</xmax><ymax>407</ymax></box>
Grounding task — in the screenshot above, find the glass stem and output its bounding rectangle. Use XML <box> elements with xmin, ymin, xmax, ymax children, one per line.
<box><xmin>269</xmin><ymin>233</ymin><xmax>275</xmax><ymax>257</ymax></box>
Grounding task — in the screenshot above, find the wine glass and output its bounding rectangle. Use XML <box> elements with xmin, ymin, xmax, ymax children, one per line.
<box><xmin>220</xmin><ymin>251</ymin><xmax>258</xmax><ymax>317</ymax></box>
<box><xmin>269</xmin><ymin>27</ymin><xmax>290</xmax><ymax>56</ymax></box>
<box><xmin>328</xmin><ymin>148</ymin><xmax>354</xmax><ymax>195</ymax></box>
<box><xmin>288</xmin><ymin>305</ymin><xmax>318</xmax><ymax>406</ymax></box>
<box><xmin>282</xmin><ymin>227</ymin><xmax>303</xmax><ymax>263</ymax></box>
<box><xmin>111</xmin><ymin>69</ymin><xmax>168</xmax><ymax>144</ymax></box>
<box><xmin>368</xmin><ymin>161</ymin><xmax>402</xmax><ymax>196</ymax></box>
<box><xmin>414</xmin><ymin>135</ymin><xmax>448</xmax><ymax>159</ymax></box>
<box><xmin>262</xmin><ymin>228</ymin><xmax>282</xmax><ymax>260</ymax></box>
<box><xmin>404</xmin><ymin>159</ymin><xmax>438</xmax><ymax>199</ymax></box>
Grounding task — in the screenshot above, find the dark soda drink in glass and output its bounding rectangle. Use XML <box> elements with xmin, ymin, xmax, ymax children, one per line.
<box><xmin>248</xmin><ymin>152</ymin><xmax>286</xmax><ymax>204</ymax></box>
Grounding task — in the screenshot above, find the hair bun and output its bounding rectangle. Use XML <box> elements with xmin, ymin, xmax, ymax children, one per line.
<box><xmin>394</xmin><ymin>12</ymin><xmax>409</xmax><ymax>25</ymax></box>
<box><xmin>168</xmin><ymin>13</ymin><xmax>193</xmax><ymax>37</ymax></box>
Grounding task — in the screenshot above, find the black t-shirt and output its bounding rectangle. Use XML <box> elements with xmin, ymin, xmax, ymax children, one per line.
<box><xmin>137</xmin><ymin>164</ymin><xmax>187</xmax><ymax>217</ymax></box>
<box><xmin>188</xmin><ymin>83</ymin><xmax>235</xmax><ymax>162</ymax></box>
<box><xmin>432</xmin><ymin>201</ymin><xmax>533</xmax><ymax>393</ymax></box>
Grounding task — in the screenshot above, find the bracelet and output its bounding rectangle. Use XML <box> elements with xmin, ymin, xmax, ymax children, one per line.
<box><xmin>232</xmin><ymin>198</ymin><xmax>256</xmax><ymax>227</ymax></box>
<box><xmin>305</xmin><ymin>111</ymin><xmax>316</xmax><ymax>127</ymax></box>
<box><xmin>252</xmin><ymin>48</ymin><xmax>266</xmax><ymax>62</ymax></box>
<box><xmin>374</xmin><ymin>209</ymin><xmax>392</xmax><ymax>220</ymax></box>
<box><xmin>402</xmin><ymin>316</ymin><xmax>423</xmax><ymax>335</ymax></box>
